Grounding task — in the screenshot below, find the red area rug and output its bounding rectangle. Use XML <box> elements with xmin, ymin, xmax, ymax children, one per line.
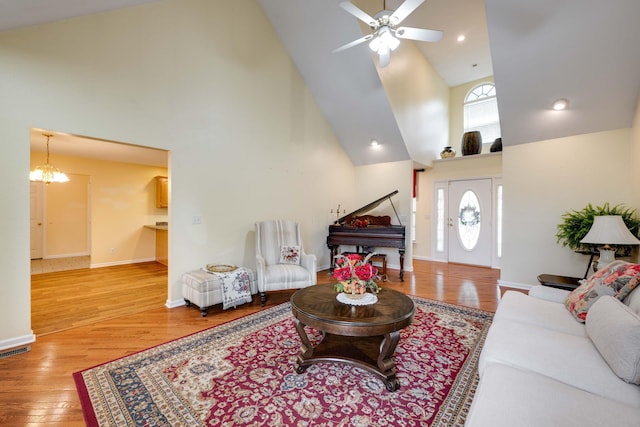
<box><xmin>74</xmin><ymin>297</ymin><xmax>493</xmax><ymax>426</ymax></box>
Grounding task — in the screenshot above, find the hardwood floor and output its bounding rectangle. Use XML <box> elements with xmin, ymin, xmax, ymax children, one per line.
<box><xmin>1</xmin><ymin>260</ymin><xmax>503</xmax><ymax>426</ymax></box>
<box><xmin>31</xmin><ymin>262</ymin><xmax>169</xmax><ymax>336</ymax></box>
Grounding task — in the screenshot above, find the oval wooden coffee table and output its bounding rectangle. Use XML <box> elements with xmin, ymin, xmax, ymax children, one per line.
<box><xmin>290</xmin><ymin>283</ymin><xmax>415</xmax><ymax>391</ymax></box>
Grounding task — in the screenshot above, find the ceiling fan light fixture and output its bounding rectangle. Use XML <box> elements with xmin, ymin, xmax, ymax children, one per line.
<box><xmin>369</xmin><ymin>27</ymin><xmax>400</xmax><ymax>53</ymax></box>
<box><xmin>337</xmin><ymin>0</ymin><xmax>441</xmax><ymax>67</ymax></box>
<box><xmin>385</xmin><ymin>32</ymin><xmax>400</xmax><ymax>51</ymax></box>
<box><xmin>369</xmin><ymin>36</ymin><xmax>382</xmax><ymax>52</ymax></box>
<box><xmin>552</xmin><ymin>98</ymin><xmax>569</xmax><ymax>110</ymax></box>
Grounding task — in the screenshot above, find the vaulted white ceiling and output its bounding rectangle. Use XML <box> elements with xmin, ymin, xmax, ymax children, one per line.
<box><xmin>6</xmin><ymin>0</ymin><xmax>640</xmax><ymax>167</ymax></box>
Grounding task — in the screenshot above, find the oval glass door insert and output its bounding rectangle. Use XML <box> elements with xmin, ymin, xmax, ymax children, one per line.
<box><xmin>458</xmin><ymin>190</ymin><xmax>481</xmax><ymax>250</ymax></box>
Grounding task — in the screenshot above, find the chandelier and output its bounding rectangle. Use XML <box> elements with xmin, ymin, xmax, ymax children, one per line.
<box><xmin>30</xmin><ymin>133</ymin><xmax>70</xmax><ymax>184</ymax></box>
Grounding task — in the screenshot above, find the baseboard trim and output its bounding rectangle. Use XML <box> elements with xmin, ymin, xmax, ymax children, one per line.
<box><xmin>0</xmin><ymin>332</ymin><xmax>36</xmax><ymax>354</ymax></box>
<box><xmin>90</xmin><ymin>257</ymin><xmax>156</xmax><ymax>269</ymax></box>
<box><xmin>166</xmin><ymin>299</ymin><xmax>186</xmax><ymax>309</ymax></box>
<box><xmin>413</xmin><ymin>255</ymin><xmax>438</xmax><ymax>261</ymax></box>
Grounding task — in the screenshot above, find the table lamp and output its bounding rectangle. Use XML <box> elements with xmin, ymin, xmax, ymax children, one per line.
<box><xmin>580</xmin><ymin>215</ymin><xmax>640</xmax><ymax>270</ymax></box>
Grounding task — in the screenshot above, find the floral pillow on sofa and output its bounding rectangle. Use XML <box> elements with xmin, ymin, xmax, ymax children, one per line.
<box><xmin>565</xmin><ymin>260</ymin><xmax>640</xmax><ymax>322</ymax></box>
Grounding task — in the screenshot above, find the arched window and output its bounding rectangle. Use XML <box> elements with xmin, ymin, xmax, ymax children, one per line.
<box><xmin>464</xmin><ymin>83</ymin><xmax>501</xmax><ymax>144</ymax></box>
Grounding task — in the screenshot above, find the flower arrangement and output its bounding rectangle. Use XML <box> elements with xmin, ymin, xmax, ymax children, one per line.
<box><xmin>333</xmin><ymin>253</ymin><xmax>380</xmax><ymax>296</ymax></box>
<box><xmin>351</xmin><ymin>218</ymin><xmax>370</xmax><ymax>228</ymax></box>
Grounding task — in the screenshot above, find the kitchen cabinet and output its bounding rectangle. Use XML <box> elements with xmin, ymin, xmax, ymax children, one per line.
<box><xmin>156</xmin><ymin>176</ymin><xmax>168</xmax><ymax>208</ymax></box>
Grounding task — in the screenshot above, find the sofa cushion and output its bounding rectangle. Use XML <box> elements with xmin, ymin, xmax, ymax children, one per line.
<box><xmin>564</xmin><ymin>260</ymin><xmax>640</xmax><ymax>322</ymax></box>
<box><xmin>479</xmin><ymin>318</ymin><xmax>640</xmax><ymax>407</ymax></box>
<box><xmin>279</xmin><ymin>245</ymin><xmax>301</xmax><ymax>265</ymax></box>
<box><xmin>586</xmin><ymin>295</ymin><xmax>640</xmax><ymax>385</ymax></box>
<box><xmin>624</xmin><ymin>286</ymin><xmax>640</xmax><ymax>315</ymax></box>
<box><xmin>496</xmin><ymin>290</ymin><xmax>586</xmax><ymax>337</ymax></box>
<box><xmin>264</xmin><ymin>264</ymin><xmax>311</xmax><ymax>286</ymax></box>
<box><xmin>528</xmin><ymin>284</ymin><xmax>571</xmax><ymax>303</ymax></box>
<box><xmin>466</xmin><ymin>363</ymin><xmax>640</xmax><ymax>427</ymax></box>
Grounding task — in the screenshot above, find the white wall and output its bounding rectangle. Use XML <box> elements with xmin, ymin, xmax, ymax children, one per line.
<box><xmin>378</xmin><ymin>43</ymin><xmax>450</xmax><ymax>167</ymax></box>
<box><xmin>0</xmin><ymin>0</ymin><xmax>357</xmax><ymax>349</ymax></box>
<box><xmin>501</xmin><ymin>128</ymin><xmax>634</xmax><ymax>286</ymax></box>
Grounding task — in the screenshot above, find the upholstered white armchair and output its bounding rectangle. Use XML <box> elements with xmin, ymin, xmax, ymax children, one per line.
<box><xmin>255</xmin><ymin>220</ymin><xmax>317</xmax><ymax>306</ymax></box>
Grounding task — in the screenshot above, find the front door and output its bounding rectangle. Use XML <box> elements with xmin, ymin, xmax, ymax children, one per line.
<box><xmin>448</xmin><ymin>179</ymin><xmax>492</xmax><ymax>267</ymax></box>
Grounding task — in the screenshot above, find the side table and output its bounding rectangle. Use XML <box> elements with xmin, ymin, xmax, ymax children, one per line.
<box><xmin>536</xmin><ymin>274</ymin><xmax>582</xmax><ymax>291</ymax></box>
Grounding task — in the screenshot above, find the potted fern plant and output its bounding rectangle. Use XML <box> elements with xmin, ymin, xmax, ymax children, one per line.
<box><xmin>556</xmin><ymin>203</ymin><xmax>640</xmax><ymax>256</ymax></box>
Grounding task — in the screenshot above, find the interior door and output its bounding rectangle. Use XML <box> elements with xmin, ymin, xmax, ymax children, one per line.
<box><xmin>448</xmin><ymin>179</ymin><xmax>492</xmax><ymax>267</ymax></box>
<box><xmin>30</xmin><ymin>181</ymin><xmax>44</xmax><ymax>259</ymax></box>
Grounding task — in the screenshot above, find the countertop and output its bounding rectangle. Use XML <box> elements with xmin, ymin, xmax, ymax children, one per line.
<box><xmin>144</xmin><ymin>224</ymin><xmax>168</xmax><ymax>231</ymax></box>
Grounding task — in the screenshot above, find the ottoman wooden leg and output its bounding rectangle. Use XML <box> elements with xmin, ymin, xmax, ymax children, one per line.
<box><xmin>260</xmin><ymin>292</ymin><xmax>266</xmax><ymax>307</ymax></box>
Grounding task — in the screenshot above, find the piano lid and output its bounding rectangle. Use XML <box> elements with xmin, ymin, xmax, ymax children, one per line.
<box><xmin>334</xmin><ymin>190</ymin><xmax>401</xmax><ymax>225</ymax></box>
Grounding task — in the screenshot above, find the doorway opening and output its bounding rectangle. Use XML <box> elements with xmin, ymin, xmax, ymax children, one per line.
<box><xmin>29</xmin><ymin>128</ymin><xmax>170</xmax><ymax>335</ymax></box>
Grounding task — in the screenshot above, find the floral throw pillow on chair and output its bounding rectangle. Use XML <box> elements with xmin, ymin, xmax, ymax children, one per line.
<box><xmin>279</xmin><ymin>245</ymin><xmax>301</xmax><ymax>265</ymax></box>
<box><xmin>565</xmin><ymin>260</ymin><xmax>640</xmax><ymax>322</ymax></box>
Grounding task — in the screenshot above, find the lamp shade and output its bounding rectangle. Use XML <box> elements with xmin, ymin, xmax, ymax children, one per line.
<box><xmin>580</xmin><ymin>215</ymin><xmax>640</xmax><ymax>245</ymax></box>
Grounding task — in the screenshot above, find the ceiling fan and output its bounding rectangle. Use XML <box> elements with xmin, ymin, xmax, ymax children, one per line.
<box><xmin>334</xmin><ymin>0</ymin><xmax>443</xmax><ymax>68</ymax></box>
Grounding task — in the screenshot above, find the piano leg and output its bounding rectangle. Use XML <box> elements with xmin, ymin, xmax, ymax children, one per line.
<box><xmin>399</xmin><ymin>250</ymin><xmax>405</xmax><ymax>281</ymax></box>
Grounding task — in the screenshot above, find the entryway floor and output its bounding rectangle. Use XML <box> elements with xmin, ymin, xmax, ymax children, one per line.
<box><xmin>31</xmin><ymin>256</ymin><xmax>90</xmax><ymax>274</ymax></box>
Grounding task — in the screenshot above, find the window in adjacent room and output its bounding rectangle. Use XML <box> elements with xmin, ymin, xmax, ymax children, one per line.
<box><xmin>464</xmin><ymin>83</ymin><xmax>501</xmax><ymax>143</ymax></box>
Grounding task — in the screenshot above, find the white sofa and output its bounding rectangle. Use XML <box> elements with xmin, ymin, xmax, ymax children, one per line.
<box><xmin>466</xmin><ymin>284</ymin><xmax>640</xmax><ymax>427</ymax></box>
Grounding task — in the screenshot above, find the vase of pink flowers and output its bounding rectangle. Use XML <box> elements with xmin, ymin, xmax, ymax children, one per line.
<box><xmin>333</xmin><ymin>253</ymin><xmax>380</xmax><ymax>299</ymax></box>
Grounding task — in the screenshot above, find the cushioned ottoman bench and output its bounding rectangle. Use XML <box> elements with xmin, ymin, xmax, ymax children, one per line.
<box><xmin>181</xmin><ymin>268</ymin><xmax>257</xmax><ymax>317</ymax></box>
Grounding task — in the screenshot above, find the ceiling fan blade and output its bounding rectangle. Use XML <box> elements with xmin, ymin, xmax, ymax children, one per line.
<box><xmin>395</xmin><ymin>26</ymin><xmax>443</xmax><ymax>43</ymax></box>
<box><xmin>390</xmin><ymin>0</ymin><xmax>425</xmax><ymax>25</ymax></box>
<box><xmin>339</xmin><ymin>1</ymin><xmax>377</xmax><ymax>26</ymax></box>
<box><xmin>378</xmin><ymin>49</ymin><xmax>390</xmax><ymax>68</ymax></box>
<box><xmin>333</xmin><ymin>34</ymin><xmax>374</xmax><ymax>53</ymax></box>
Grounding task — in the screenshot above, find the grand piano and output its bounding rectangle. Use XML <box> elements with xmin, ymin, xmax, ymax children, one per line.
<box><xmin>327</xmin><ymin>190</ymin><xmax>406</xmax><ymax>280</ymax></box>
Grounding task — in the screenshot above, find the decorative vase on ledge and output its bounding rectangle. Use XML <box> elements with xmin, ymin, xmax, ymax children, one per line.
<box><xmin>490</xmin><ymin>137</ymin><xmax>503</xmax><ymax>152</ymax></box>
<box><xmin>462</xmin><ymin>131</ymin><xmax>482</xmax><ymax>156</ymax></box>
<box><xmin>440</xmin><ymin>146</ymin><xmax>456</xmax><ymax>159</ymax></box>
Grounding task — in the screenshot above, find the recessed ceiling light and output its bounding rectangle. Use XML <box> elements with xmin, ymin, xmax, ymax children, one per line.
<box><xmin>457</xmin><ymin>34</ymin><xmax>466</xmax><ymax>42</ymax></box>
<box><xmin>552</xmin><ymin>98</ymin><xmax>569</xmax><ymax>110</ymax></box>
<box><xmin>370</xmin><ymin>139</ymin><xmax>381</xmax><ymax>149</ymax></box>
